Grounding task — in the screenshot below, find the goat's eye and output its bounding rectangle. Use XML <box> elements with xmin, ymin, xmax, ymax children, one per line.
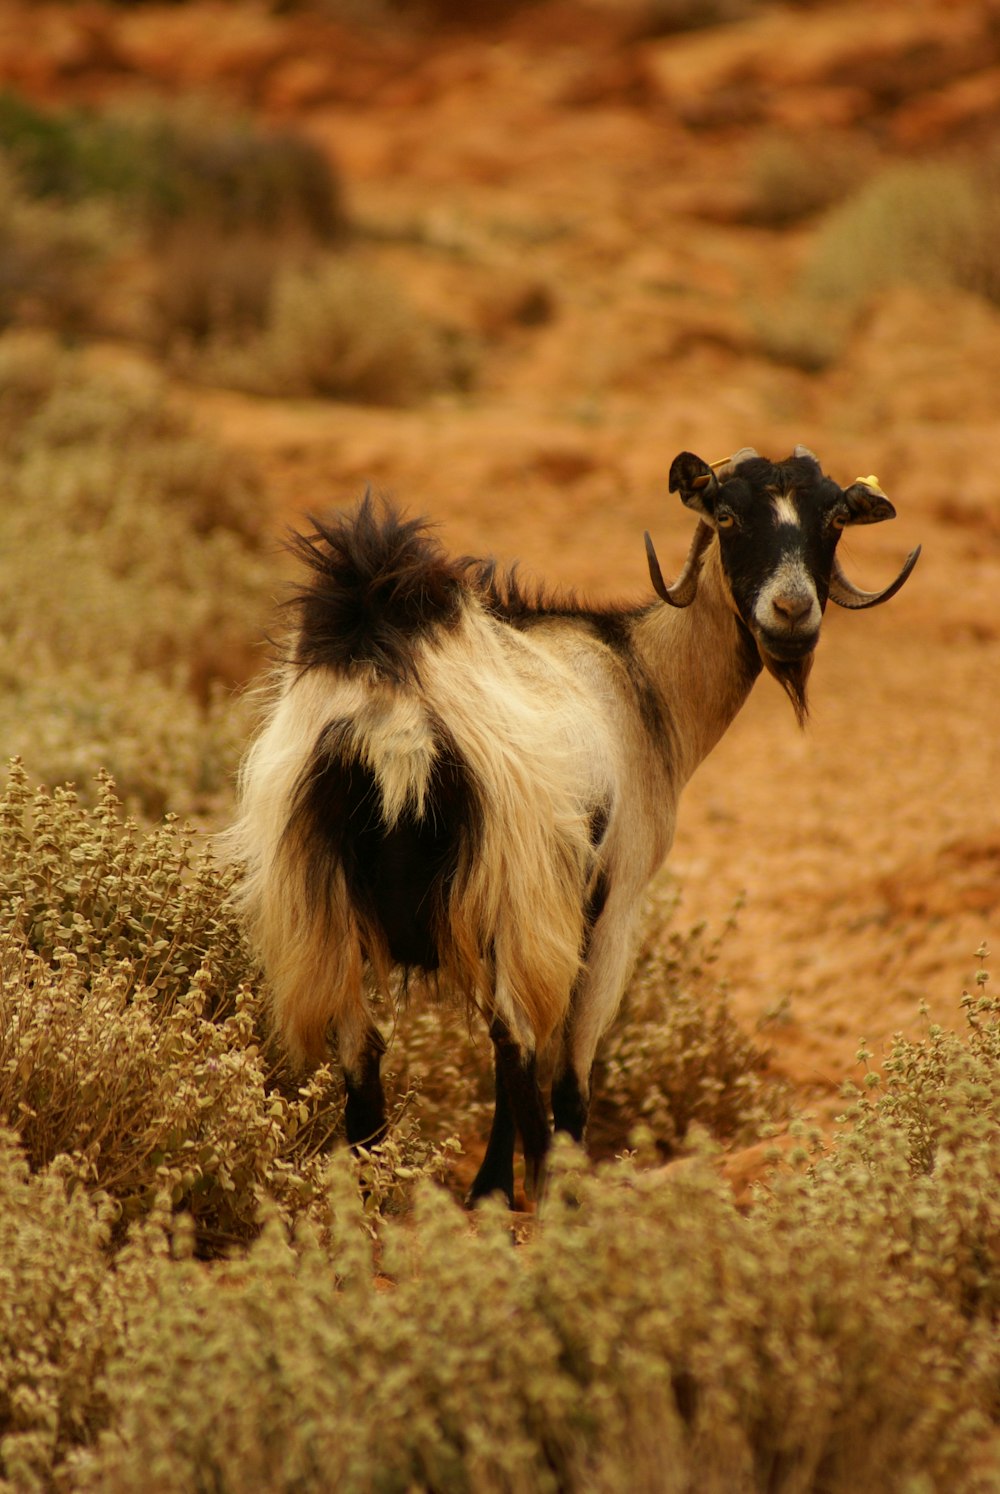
<box><xmin>716</xmin><ymin>510</ymin><xmax>737</xmax><ymax>530</ymax></box>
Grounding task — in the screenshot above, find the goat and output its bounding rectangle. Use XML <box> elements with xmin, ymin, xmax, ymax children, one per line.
<box><xmin>230</xmin><ymin>444</ymin><xmax>919</xmax><ymax>1206</ymax></box>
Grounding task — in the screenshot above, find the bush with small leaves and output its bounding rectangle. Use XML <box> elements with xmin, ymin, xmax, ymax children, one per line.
<box><xmin>0</xmin><ymin>759</ymin><xmax>997</xmax><ymax>1491</ymax></box>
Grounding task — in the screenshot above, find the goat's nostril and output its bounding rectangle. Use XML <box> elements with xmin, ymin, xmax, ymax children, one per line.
<box><xmin>772</xmin><ymin>593</ymin><xmax>812</xmax><ymax>624</ymax></box>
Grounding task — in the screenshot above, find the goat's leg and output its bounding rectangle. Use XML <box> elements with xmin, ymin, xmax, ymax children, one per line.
<box><xmin>466</xmin><ymin>1044</ymin><xmax>516</xmax><ymax>1208</ymax></box>
<box><xmin>342</xmin><ymin>1023</ymin><xmax>388</xmax><ymax>1150</ymax></box>
<box><xmin>468</xmin><ymin>1016</ymin><xmax>550</xmax><ymax>1207</ymax></box>
<box><xmin>551</xmin><ymin>1062</ymin><xmax>591</xmax><ymax>1142</ymax></box>
<box><xmin>552</xmin><ymin>890</ymin><xmax>642</xmax><ymax>1148</ymax></box>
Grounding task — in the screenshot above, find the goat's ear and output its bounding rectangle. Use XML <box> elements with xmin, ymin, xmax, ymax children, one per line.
<box><xmin>669</xmin><ymin>452</ymin><xmax>718</xmax><ymax>518</ymax></box>
<box><xmin>841</xmin><ymin>476</ymin><xmax>896</xmax><ymax>525</ymax></box>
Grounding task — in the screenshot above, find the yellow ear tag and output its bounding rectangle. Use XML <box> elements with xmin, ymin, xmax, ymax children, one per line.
<box><xmin>854</xmin><ymin>474</ymin><xmax>886</xmax><ymax>496</ymax></box>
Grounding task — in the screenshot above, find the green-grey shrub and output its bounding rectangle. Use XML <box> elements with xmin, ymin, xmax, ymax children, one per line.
<box><xmin>742</xmin><ymin>132</ymin><xmax>875</xmax><ymax>228</ymax></box>
<box><xmin>0</xmin><ymin>90</ymin><xmax>344</xmax><ymax>240</ymax></box>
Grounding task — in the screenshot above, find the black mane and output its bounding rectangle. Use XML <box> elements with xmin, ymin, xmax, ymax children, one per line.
<box><xmin>471</xmin><ymin>558</ymin><xmax>650</xmax><ymax>651</ymax></box>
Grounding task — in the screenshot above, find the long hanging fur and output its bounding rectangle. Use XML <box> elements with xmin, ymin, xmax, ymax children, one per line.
<box><xmin>231</xmin><ymin>495</ymin><xmax>613</xmax><ymax>1069</ymax></box>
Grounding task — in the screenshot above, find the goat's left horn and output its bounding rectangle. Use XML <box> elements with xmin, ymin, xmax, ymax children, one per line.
<box><xmin>645</xmin><ymin>520</ymin><xmax>714</xmax><ymax>608</ymax></box>
<box><xmin>828</xmin><ymin>545</ymin><xmax>922</xmax><ymax>610</ymax></box>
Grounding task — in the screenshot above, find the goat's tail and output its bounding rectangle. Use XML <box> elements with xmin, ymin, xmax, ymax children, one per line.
<box><xmin>228</xmin><ymin>497</ymin><xmax>595</xmax><ymax>1068</ymax></box>
<box><xmin>285</xmin><ymin>493</ymin><xmax>469</xmax><ymax>685</ymax></box>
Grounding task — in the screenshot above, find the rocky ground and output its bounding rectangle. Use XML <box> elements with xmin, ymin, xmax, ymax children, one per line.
<box><xmin>7</xmin><ymin>0</ymin><xmax>1000</xmax><ymax>1128</ymax></box>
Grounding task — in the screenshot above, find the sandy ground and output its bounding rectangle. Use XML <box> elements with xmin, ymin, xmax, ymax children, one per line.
<box><xmin>9</xmin><ymin>0</ymin><xmax>1000</xmax><ymax>1126</ymax></box>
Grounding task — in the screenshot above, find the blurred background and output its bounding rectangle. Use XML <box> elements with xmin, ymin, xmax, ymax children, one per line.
<box><xmin>1</xmin><ymin>0</ymin><xmax>998</xmax><ymax>1117</ymax></box>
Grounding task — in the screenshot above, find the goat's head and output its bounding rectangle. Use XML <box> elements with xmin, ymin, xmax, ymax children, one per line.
<box><xmin>645</xmin><ymin>445</ymin><xmax>921</xmax><ymax>720</ymax></box>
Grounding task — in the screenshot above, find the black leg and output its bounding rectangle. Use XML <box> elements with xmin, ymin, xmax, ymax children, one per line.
<box><xmin>343</xmin><ymin>1027</ymin><xmax>388</xmax><ymax>1150</ymax></box>
<box><xmin>469</xmin><ymin>1016</ymin><xmax>551</xmax><ymax>1206</ymax></box>
<box><xmin>467</xmin><ymin>1050</ymin><xmax>516</xmax><ymax>1207</ymax></box>
<box><xmin>551</xmin><ymin>1064</ymin><xmax>590</xmax><ymax>1143</ymax></box>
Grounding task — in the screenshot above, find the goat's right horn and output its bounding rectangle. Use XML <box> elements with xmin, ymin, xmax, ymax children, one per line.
<box><xmin>828</xmin><ymin>545</ymin><xmax>922</xmax><ymax>609</ymax></box>
<box><xmin>645</xmin><ymin>520</ymin><xmax>714</xmax><ymax>608</ymax></box>
<box><xmin>711</xmin><ymin>446</ymin><xmax>760</xmax><ymax>480</ymax></box>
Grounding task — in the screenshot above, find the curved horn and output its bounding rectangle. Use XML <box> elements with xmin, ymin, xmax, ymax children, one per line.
<box><xmin>645</xmin><ymin>520</ymin><xmax>714</xmax><ymax>608</ymax></box>
<box><xmin>829</xmin><ymin>545</ymin><xmax>922</xmax><ymax>610</ymax></box>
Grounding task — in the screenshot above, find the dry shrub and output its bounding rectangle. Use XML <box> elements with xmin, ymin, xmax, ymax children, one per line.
<box><xmin>593</xmin><ymin>880</ymin><xmax>782</xmax><ymax>1155</ymax></box>
<box><xmin>0</xmin><ymin>1129</ymin><xmax>119</xmax><ymax>1493</ymax></box>
<box><xmin>638</xmin><ymin>0</ymin><xmax>760</xmax><ymax>35</ymax></box>
<box><xmin>0</xmin><ymin>763</ymin><xmax>466</xmax><ymax>1253</ymax></box>
<box><xmin>0</xmin><ymin>763</ymin><xmax>344</xmax><ymax>1249</ymax></box>
<box><xmin>0</xmin><ymin>334</ymin><xmax>271</xmax><ymax>816</ymax></box>
<box><xmin>360</xmin><ymin>877</ymin><xmax>779</xmax><ymax>1179</ymax></box>
<box><xmin>200</xmin><ymin>257</ymin><xmax>455</xmax><ymax>404</ymax></box>
<box><xmin>741</xmin><ymin>131</ymin><xmax>876</xmax><ymax>228</ymax></box>
<box><xmin>60</xmin><ymin>978</ymin><xmax>1000</xmax><ymax>1492</ymax></box>
<box><xmin>0</xmin><ymin>87</ymin><xmax>348</xmax><ymax>361</ymax></box>
<box><xmin>746</xmin><ymin>295</ymin><xmax>849</xmax><ymax>374</ymax></box>
<box><xmin>0</xmin><ymin>663</ymin><xmax>248</xmax><ymax>824</ymax></box>
<box><xmin>751</xmin><ymin>154</ymin><xmax>1000</xmax><ymax>372</ymax></box>
<box><xmin>0</xmin><ymin>159</ymin><xmax>119</xmax><ymax>337</ymax></box>
<box><xmin>803</xmin><ymin>158</ymin><xmax>1000</xmax><ymax>310</ymax></box>
<box><xmin>116</xmin><ymin>98</ymin><xmax>344</xmax><ymax>240</ymax></box>
<box><xmin>0</xmin><ymin>768</ymin><xmax>996</xmax><ymax>1490</ymax></box>
<box><xmin>378</xmin><ymin>994</ymin><xmax>495</xmax><ymax>1157</ymax></box>
<box><xmin>150</xmin><ymin>225</ymin><xmax>285</xmax><ymax>352</ymax></box>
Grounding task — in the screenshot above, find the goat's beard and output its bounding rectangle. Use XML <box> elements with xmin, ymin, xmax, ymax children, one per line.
<box><xmin>761</xmin><ymin>651</ymin><xmax>813</xmax><ymax>727</ymax></box>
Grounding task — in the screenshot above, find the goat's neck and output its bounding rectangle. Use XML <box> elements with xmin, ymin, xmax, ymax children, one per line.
<box><xmin>633</xmin><ymin>542</ymin><xmax>762</xmax><ymax>788</ymax></box>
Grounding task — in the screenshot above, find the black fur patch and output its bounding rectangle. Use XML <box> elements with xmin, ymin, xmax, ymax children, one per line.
<box><xmin>287</xmin><ymin>494</ymin><xmax>467</xmax><ymax>683</ymax></box>
<box><xmin>288</xmin><ymin>717</ymin><xmax>481</xmax><ymax>972</ymax></box>
<box><xmin>588</xmin><ymin>803</ymin><xmax>610</xmax><ymax>849</ymax></box>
